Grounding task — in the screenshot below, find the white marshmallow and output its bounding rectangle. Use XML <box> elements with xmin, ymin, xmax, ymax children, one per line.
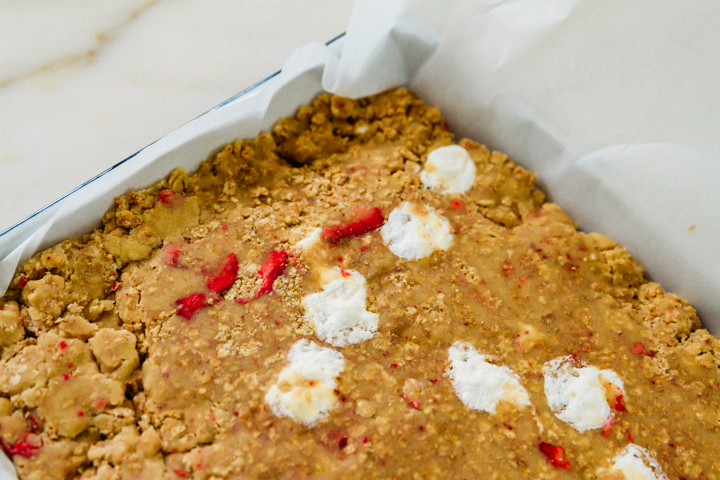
<box><xmin>303</xmin><ymin>268</ymin><xmax>379</xmax><ymax>347</ymax></box>
<box><xmin>293</xmin><ymin>227</ymin><xmax>322</xmax><ymax>251</ymax></box>
<box><xmin>265</xmin><ymin>340</ymin><xmax>345</xmax><ymax>427</ymax></box>
<box><xmin>420</xmin><ymin>145</ymin><xmax>476</xmax><ymax>194</ymax></box>
<box><xmin>604</xmin><ymin>444</ymin><xmax>668</xmax><ymax>480</ymax></box>
<box><xmin>543</xmin><ymin>356</ymin><xmax>625</xmax><ymax>432</ymax></box>
<box><xmin>380</xmin><ymin>202</ymin><xmax>452</xmax><ymax>260</ymax></box>
<box><xmin>446</xmin><ymin>342</ymin><xmax>531</xmax><ymax>414</ymax></box>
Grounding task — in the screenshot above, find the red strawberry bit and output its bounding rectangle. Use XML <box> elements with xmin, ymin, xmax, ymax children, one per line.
<box><xmin>321</xmin><ymin>206</ymin><xmax>385</xmax><ymax>245</ymax></box>
<box><xmin>206</xmin><ymin>253</ymin><xmax>239</xmax><ymax>294</ymax></box>
<box><xmin>501</xmin><ymin>260</ymin><xmax>514</xmax><ymax>276</ymax></box>
<box><xmin>403</xmin><ymin>394</ymin><xmax>420</xmax><ymax>409</ymax></box>
<box><xmin>612</xmin><ymin>394</ymin><xmax>627</xmax><ymax>412</ymax></box>
<box><xmin>158</xmin><ymin>189</ymin><xmax>183</xmax><ymax>206</ymax></box>
<box><xmin>450</xmin><ymin>200</ymin><xmax>465</xmax><ymax>210</ymax></box>
<box><xmin>1</xmin><ymin>434</ymin><xmax>42</xmax><ymax>458</ymax></box>
<box><xmin>112</xmin><ymin>281</ymin><xmax>120</xmax><ymax>291</ymax></box>
<box><xmin>564</xmin><ymin>354</ymin><xmax>582</xmax><ymax>367</ymax></box>
<box><xmin>58</xmin><ymin>341</ymin><xmax>68</xmax><ymax>352</ymax></box>
<box><xmin>165</xmin><ymin>246</ymin><xmax>183</xmax><ymax>266</ymax></box>
<box><xmin>76</xmin><ymin>411</ymin><xmax>85</xmax><ymax>417</ymax></box>
<box><xmin>631</xmin><ymin>342</ymin><xmax>645</xmax><ymax>355</ymax></box>
<box><xmin>173</xmin><ymin>469</ymin><xmax>187</xmax><ymax>477</ymax></box>
<box><xmin>175</xmin><ymin>293</ymin><xmax>207</xmax><ymax>319</ymax></box>
<box><xmin>256</xmin><ymin>251</ymin><xmax>288</xmax><ymax>297</ymax></box>
<box><xmin>539</xmin><ymin>442</ymin><xmax>571</xmax><ymax>470</ymax></box>
<box><xmin>92</xmin><ymin>397</ymin><xmax>108</xmax><ymax>409</ymax></box>
<box><xmin>27</xmin><ymin>414</ymin><xmax>40</xmax><ymax>433</ymax></box>
<box><xmin>17</xmin><ymin>276</ymin><xmax>27</xmax><ymax>288</ymax></box>
<box><xmin>602</xmin><ymin>414</ymin><xmax>616</xmax><ymax>437</ymax></box>
<box><xmin>340</xmin><ymin>269</ymin><xmax>351</xmax><ymax>278</ymax></box>
<box><xmin>338</xmin><ymin>437</ymin><xmax>348</xmax><ymax>449</ymax></box>
<box><xmin>236</xmin><ymin>251</ymin><xmax>289</xmax><ymax>304</ymax></box>
<box><xmin>63</xmin><ymin>372</ymin><xmax>71</xmax><ymax>380</ymax></box>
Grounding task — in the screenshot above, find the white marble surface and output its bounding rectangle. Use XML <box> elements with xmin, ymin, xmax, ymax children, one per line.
<box><xmin>0</xmin><ymin>0</ymin><xmax>354</xmax><ymax>233</ymax></box>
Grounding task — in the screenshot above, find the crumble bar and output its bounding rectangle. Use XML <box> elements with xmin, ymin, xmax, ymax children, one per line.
<box><xmin>0</xmin><ymin>88</ymin><xmax>718</xmax><ymax>480</ymax></box>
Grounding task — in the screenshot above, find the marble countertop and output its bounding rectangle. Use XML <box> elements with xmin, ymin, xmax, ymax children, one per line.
<box><xmin>0</xmin><ymin>0</ymin><xmax>354</xmax><ymax>233</ymax></box>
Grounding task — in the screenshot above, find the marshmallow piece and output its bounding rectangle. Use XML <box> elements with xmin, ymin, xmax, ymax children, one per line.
<box><xmin>446</xmin><ymin>342</ymin><xmax>531</xmax><ymax>414</ymax></box>
<box><xmin>543</xmin><ymin>356</ymin><xmax>625</xmax><ymax>432</ymax></box>
<box><xmin>265</xmin><ymin>340</ymin><xmax>345</xmax><ymax>427</ymax></box>
<box><xmin>293</xmin><ymin>227</ymin><xmax>322</xmax><ymax>251</ymax></box>
<box><xmin>380</xmin><ymin>202</ymin><xmax>452</xmax><ymax>260</ymax></box>
<box><xmin>303</xmin><ymin>268</ymin><xmax>379</xmax><ymax>347</ymax></box>
<box><xmin>605</xmin><ymin>444</ymin><xmax>668</xmax><ymax>480</ymax></box>
<box><xmin>420</xmin><ymin>145</ymin><xmax>476</xmax><ymax>194</ymax></box>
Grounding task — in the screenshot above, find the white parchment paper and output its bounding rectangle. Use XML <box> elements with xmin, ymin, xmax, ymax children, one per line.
<box><xmin>1</xmin><ymin>1</ymin><xmax>719</xmax><ymax>476</ymax></box>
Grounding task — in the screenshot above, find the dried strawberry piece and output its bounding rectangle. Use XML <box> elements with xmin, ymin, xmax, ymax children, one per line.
<box><xmin>612</xmin><ymin>394</ymin><xmax>627</xmax><ymax>412</ymax></box>
<box><xmin>175</xmin><ymin>293</ymin><xmax>207</xmax><ymax>319</ymax></box>
<box><xmin>256</xmin><ymin>251</ymin><xmax>288</xmax><ymax>297</ymax></box>
<box><xmin>449</xmin><ymin>200</ymin><xmax>465</xmax><ymax>210</ymax></box>
<box><xmin>602</xmin><ymin>414</ymin><xmax>616</xmax><ymax>437</ymax></box>
<box><xmin>403</xmin><ymin>394</ymin><xmax>420</xmax><ymax>409</ymax></box>
<box><xmin>27</xmin><ymin>415</ymin><xmax>39</xmax><ymax>433</ymax></box>
<box><xmin>563</xmin><ymin>354</ymin><xmax>582</xmax><ymax>367</ymax></box>
<box><xmin>236</xmin><ymin>251</ymin><xmax>289</xmax><ymax>304</ymax></box>
<box><xmin>206</xmin><ymin>253</ymin><xmax>239</xmax><ymax>294</ymax></box>
<box><xmin>1</xmin><ymin>434</ymin><xmax>42</xmax><ymax>458</ymax></box>
<box><xmin>17</xmin><ymin>276</ymin><xmax>27</xmax><ymax>288</ymax></box>
<box><xmin>157</xmin><ymin>189</ymin><xmax>183</xmax><ymax>206</ymax></box>
<box><xmin>501</xmin><ymin>260</ymin><xmax>515</xmax><ymax>276</ymax></box>
<box><xmin>630</xmin><ymin>342</ymin><xmax>645</xmax><ymax>355</ymax></box>
<box><xmin>321</xmin><ymin>206</ymin><xmax>385</xmax><ymax>245</ymax></box>
<box><xmin>165</xmin><ymin>246</ymin><xmax>183</xmax><ymax>266</ymax></box>
<box><xmin>539</xmin><ymin>441</ymin><xmax>571</xmax><ymax>470</ymax></box>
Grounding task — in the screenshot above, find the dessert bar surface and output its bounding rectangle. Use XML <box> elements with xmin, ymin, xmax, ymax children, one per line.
<box><xmin>0</xmin><ymin>89</ymin><xmax>718</xmax><ymax>479</ymax></box>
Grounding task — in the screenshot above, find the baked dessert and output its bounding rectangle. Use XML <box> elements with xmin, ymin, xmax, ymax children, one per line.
<box><xmin>0</xmin><ymin>89</ymin><xmax>717</xmax><ymax>480</ymax></box>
